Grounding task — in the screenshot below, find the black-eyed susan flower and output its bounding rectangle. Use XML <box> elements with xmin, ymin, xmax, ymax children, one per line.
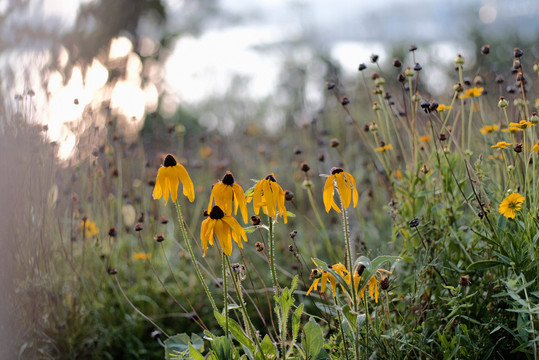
<box><xmin>502</xmin><ymin>126</ymin><xmax>522</xmax><ymax>134</ymax></box>
<box><xmin>208</xmin><ymin>171</ymin><xmax>248</xmax><ymax>224</ymax></box>
<box><xmin>323</xmin><ymin>168</ymin><xmax>358</xmax><ymax>213</ymax></box>
<box><xmin>251</xmin><ymin>174</ymin><xmax>287</xmax><ymax>223</ymax></box>
<box><xmin>306</xmin><ymin>262</ymin><xmax>351</xmax><ymax>296</ymax></box>
<box><xmin>491</xmin><ymin>141</ymin><xmax>512</xmax><ymax>150</ymax></box>
<box><xmin>81</xmin><ymin>219</ymin><xmax>99</xmax><ymax>237</ymax></box>
<box><xmin>355</xmin><ymin>268</ymin><xmax>391</xmax><ymax>303</ymax></box>
<box><xmin>200</xmin><ymin>205</ymin><xmax>247</xmax><ymax>256</ymax></box>
<box><xmin>509</xmin><ymin>120</ymin><xmax>534</xmax><ymax>130</ymax></box>
<box><xmin>375</xmin><ymin>144</ymin><xmax>393</xmax><ymax>152</ymax></box>
<box><xmin>153</xmin><ymin>154</ymin><xmax>195</xmax><ymax>204</ymax></box>
<box><xmin>499</xmin><ymin>192</ymin><xmax>524</xmax><ymax>219</ymax></box>
<box><xmin>480</xmin><ymin>124</ymin><xmax>500</xmax><ymax>135</ymax></box>
<box><xmin>532</xmin><ymin>141</ymin><xmax>539</xmax><ymax>153</ymax></box>
<box><xmin>459</xmin><ymin>87</ymin><xmax>483</xmax><ymax>99</ymax></box>
<box><xmin>437</xmin><ymin>104</ymin><xmax>452</xmax><ymax>111</ymax></box>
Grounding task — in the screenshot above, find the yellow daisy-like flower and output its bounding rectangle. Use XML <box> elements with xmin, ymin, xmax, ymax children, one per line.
<box><xmin>498</xmin><ymin>192</ymin><xmax>525</xmax><ymax>219</ymax></box>
<box><xmin>306</xmin><ymin>262</ymin><xmax>351</xmax><ymax>296</ymax></box>
<box><xmin>323</xmin><ymin>168</ymin><xmax>358</xmax><ymax>213</ymax></box>
<box><xmin>491</xmin><ymin>141</ymin><xmax>512</xmax><ymax>149</ymax></box>
<box><xmin>480</xmin><ymin>124</ymin><xmax>500</xmax><ymax>135</ymax></box>
<box><xmin>509</xmin><ymin>120</ymin><xmax>534</xmax><ymax>130</ymax></box>
<box><xmin>375</xmin><ymin>144</ymin><xmax>393</xmax><ymax>152</ymax></box>
<box><xmin>459</xmin><ymin>87</ymin><xmax>483</xmax><ymax>99</ymax></box>
<box><xmin>355</xmin><ymin>268</ymin><xmax>392</xmax><ymax>303</ymax></box>
<box><xmin>200</xmin><ymin>205</ymin><xmax>247</xmax><ymax>256</ymax></box>
<box><xmin>208</xmin><ymin>171</ymin><xmax>248</xmax><ymax>224</ymax></box>
<box><xmin>81</xmin><ymin>219</ymin><xmax>99</xmax><ymax>237</ymax></box>
<box><xmin>252</xmin><ymin>174</ymin><xmax>288</xmax><ymax>223</ymax></box>
<box><xmin>502</xmin><ymin>126</ymin><xmax>522</xmax><ymax>133</ymax></box>
<box><xmin>133</xmin><ymin>252</ymin><xmax>151</xmax><ymax>260</ymax></box>
<box><xmin>532</xmin><ymin>141</ymin><xmax>539</xmax><ymax>153</ymax></box>
<box><xmin>419</xmin><ymin>135</ymin><xmax>432</xmax><ymax>142</ymax></box>
<box><xmin>153</xmin><ymin>154</ymin><xmax>195</xmax><ymax>204</ymax></box>
<box><xmin>437</xmin><ymin>104</ymin><xmax>452</xmax><ymax>111</ymax></box>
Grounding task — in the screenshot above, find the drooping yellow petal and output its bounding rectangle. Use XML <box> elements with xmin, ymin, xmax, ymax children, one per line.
<box><xmin>320</xmin><ymin>272</ymin><xmax>328</xmax><ymax>293</ymax></box>
<box><xmin>323</xmin><ymin>175</ymin><xmax>339</xmax><ymax>213</ymax></box>
<box><xmin>263</xmin><ymin>180</ymin><xmax>276</xmax><ymax>218</ymax></box>
<box><xmin>152</xmin><ymin>172</ymin><xmax>163</xmax><ymax>200</ymax></box>
<box><xmin>176</xmin><ymin>164</ymin><xmax>195</xmax><ymax>202</ymax></box>
<box><xmin>306</xmin><ymin>278</ymin><xmax>319</xmax><ymax>296</ymax></box>
<box><xmin>253</xmin><ymin>181</ymin><xmax>264</xmax><ymax>215</ymax></box>
<box><xmin>200</xmin><ymin>218</ymin><xmax>210</xmax><ymax>256</ymax></box>
<box><xmin>336</xmin><ymin>173</ymin><xmax>351</xmax><ymax>208</ymax></box>
<box><xmin>222</xmin><ymin>215</ymin><xmax>247</xmax><ymax>245</ymax></box>
<box><xmin>169</xmin><ymin>168</ymin><xmax>180</xmax><ymax>203</ymax></box>
<box><xmin>348</xmin><ymin>172</ymin><xmax>359</xmax><ymax>208</ymax></box>
<box><xmin>232</xmin><ymin>183</ymin><xmax>249</xmax><ymax>224</ymax></box>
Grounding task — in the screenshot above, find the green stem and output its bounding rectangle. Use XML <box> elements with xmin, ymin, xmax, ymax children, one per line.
<box><xmin>268</xmin><ymin>217</ymin><xmax>280</xmax><ymax>295</ymax></box>
<box><xmin>225</xmin><ymin>256</ymin><xmax>268</xmax><ymax>360</ymax></box>
<box><xmin>222</xmin><ymin>251</ymin><xmax>229</xmax><ymax>338</ymax></box>
<box><xmin>174</xmin><ymin>201</ymin><xmax>218</xmax><ymax>312</ymax></box>
<box><xmin>342</xmin><ymin>204</ymin><xmax>360</xmax><ymax>360</ymax></box>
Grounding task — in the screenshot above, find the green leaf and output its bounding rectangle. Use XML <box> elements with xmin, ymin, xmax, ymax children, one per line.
<box><xmin>286</xmin><ymin>211</ymin><xmax>296</xmax><ymax>218</ymax></box>
<box><xmin>467</xmin><ymin>260</ymin><xmax>503</xmax><ymax>271</ymax></box>
<box><xmin>292</xmin><ymin>304</ymin><xmax>304</xmax><ymax>343</ymax></box>
<box><xmin>214</xmin><ymin>311</ymin><xmax>255</xmax><ymax>354</ymax></box>
<box><xmin>165</xmin><ymin>333</ymin><xmax>205</xmax><ymax>360</ymax></box>
<box><xmin>303</xmin><ymin>317</ymin><xmax>323</xmax><ymax>359</ymax></box>
<box><xmin>188</xmin><ymin>343</ymin><xmax>205</xmax><ymax>360</ymax></box>
<box><xmin>256</xmin><ymin>335</ymin><xmax>278</xmax><ymax>360</ymax></box>
<box><xmin>209</xmin><ymin>336</ymin><xmax>234</xmax><ymax>360</ymax></box>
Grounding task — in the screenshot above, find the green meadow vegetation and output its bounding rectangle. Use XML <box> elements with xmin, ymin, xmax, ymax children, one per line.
<box><xmin>4</xmin><ymin>45</ymin><xmax>539</xmax><ymax>359</ymax></box>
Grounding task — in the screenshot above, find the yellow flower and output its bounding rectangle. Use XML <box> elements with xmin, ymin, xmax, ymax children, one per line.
<box><xmin>375</xmin><ymin>144</ymin><xmax>393</xmax><ymax>152</ymax></box>
<box><xmin>437</xmin><ymin>104</ymin><xmax>452</xmax><ymax>111</ymax></box>
<box><xmin>498</xmin><ymin>192</ymin><xmax>524</xmax><ymax>219</ymax></box>
<box><xmin>419</xmin><ymin>135</ymin><xmax>432</xmax><ymax>142</ymax></box>
<box><xmin>323</xmin><ymin>168</ymin><xmax>358</xmax><ymax>213</ymax></box>
<box><xmin>502</xmin><ymin>126</ymin><xmax>522</xmax><ymax>133</ymax></box>
<box><xmin>133</xmin><ymin>252</ymin><xmax>151</xmax><ymax>260</ymax></box>
<box><xmin>306</xmin><ymin>262</ymin><xmax>351</xmax><ymax>296</ymax></box>
<box><xmin>356</xmin><ymin>268</ymin><xmax>392</xmax><ymax>303</ymax></box>
<box><xmin>532</xmin><ymin>141</ymin><xmax>539</xmax><ymax>153</ymax></box>
<box><xmin>153</xmin><ymin>154</ymin><xmax>195</xmax><ymax>204</ymax></box>
<box><xmin>459</xmin><ymin>87</ymin><xmax>483</xmax><ymax>99</ymax></box>
<box><xmin>491</xmin><ymin>141</ymin><xmax>512</xmax><ymax>149</ymax></box>
<box><xmin>252</xmin><ymin>174</ymin><xmax>288</xmax><ymax>223</ymax></box>
<box><xmin>509</xmin><ymin>120</ymin><xmax>534</xmax><ymax>130</ymax></box>
<box><xmin>81</xmin><ymin>220</ymin><xmax>99</xmax><ymax>237</ymax></box>
<box><xmin>480</xmin><ymin>124</ymin><xmax>500</xmax><ymax>135</ymax></box>
<box><xmin>200</xmin><ymin>205</ymin><xmax>247</xmax><ymax>256</ymax></box>
<box><xmin>208</xmin><ymin>171</ymin><xmax>248</xmax><ymax>224</ymax></box>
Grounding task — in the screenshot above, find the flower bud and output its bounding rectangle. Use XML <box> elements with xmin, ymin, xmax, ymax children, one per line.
<box><xmin>481</xmin><ymin>44</ymin><xmax>490</xmax><ymax>55</ymax></box>
<box><xmin>455</xmin><ymin>54</ymin><xmax>465</xmax><ymax>65</ymax></box>
<box><xmin>453</xmin><ymin>83</ymin><xmax>463</xmax><ymax>93</ymax></box>
<box><xmin>404</xmin><ymin>67</ymin><xmax>414</xmax><ymax>77</ymax></box>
